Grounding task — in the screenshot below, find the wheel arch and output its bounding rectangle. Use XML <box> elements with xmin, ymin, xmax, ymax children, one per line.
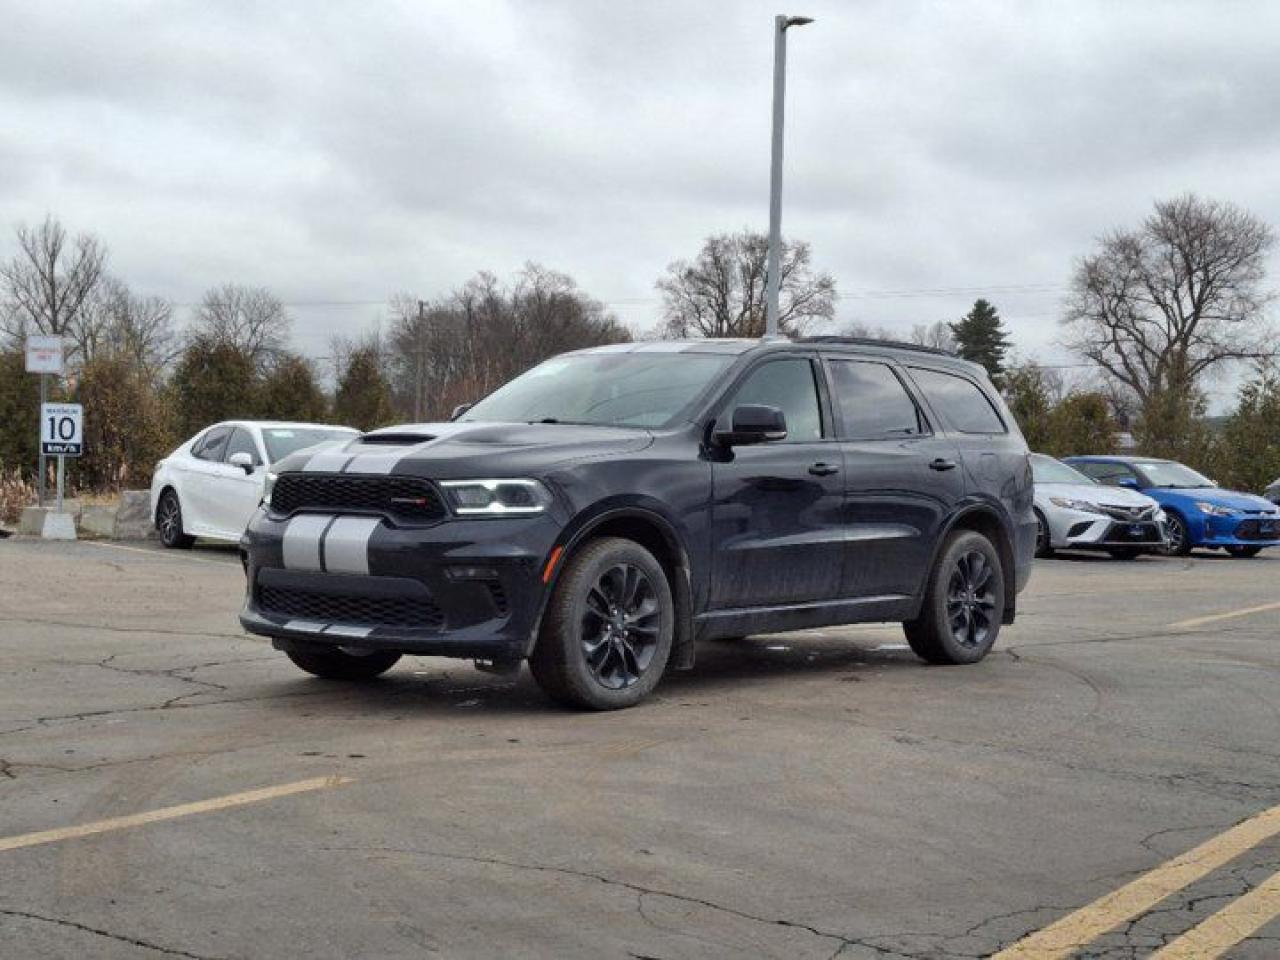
<box><xmin>530</xmin><ymin>505</ymin><xmax>697</xmax><ymax>669</ymax></box>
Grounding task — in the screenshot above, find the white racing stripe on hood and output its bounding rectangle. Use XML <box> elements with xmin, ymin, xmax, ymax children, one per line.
<box><xmin>302</xmin><ymin>449</ymin><xmax>355</xmax><ymax>473</ymax></box>
<box><xmin>282</xmin><ymin>515</ymin><xmax>332</xmax><ymax>571</ymax></box>
<box><xmin>323</xmin><ymin>517</ymin><xmax>381</xmax><ymax>575</ymax></box>
<box><xmin>341</xmin><ymin>422</ymin><xmax>475</xmax><ymax>475</ymax></box>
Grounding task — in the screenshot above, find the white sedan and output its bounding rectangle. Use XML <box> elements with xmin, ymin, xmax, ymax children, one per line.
<box><xmin>151</xmin><ymin>421</ymin><xmax>359</xmax><ymax>548</ymax></box>
<box><xmin>1032</xmin><ymin>453</ymin><xmax>1168</xmax><ymax>559</ymax></box>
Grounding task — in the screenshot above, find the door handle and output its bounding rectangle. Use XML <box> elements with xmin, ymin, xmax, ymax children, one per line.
<box><xmin>929</xmin><ymin>458</ymin><xmax>958</xmax><ymax>471</ymax></box>
<box><xmin>809</xmin><ymin>462</ymin><xmax>840</xmax><ymax>476</ymax></box>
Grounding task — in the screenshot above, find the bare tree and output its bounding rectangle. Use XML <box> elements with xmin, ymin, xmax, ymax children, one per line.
<box><xmin>910</xmin><ymin>321</ymin><xmax>956</xmax><ymax>351</ymax></box>
<box><xmin>657</xmin><ymin>231</ymin><xmax>836</xmax><ymax>338</ymax></box>
<box><xmin>80</xmin><ymin>277</ymin><xmax>177</xmax><ymax>378</ymax></box>
<box><xmin>192</xmin><ymin>283</ymin><xmax>291</xmax><ymax>368</ymax></box>
<box><xmin>0</xmin><ymin>215</ymin><xmax>107</xmax><ymax>357</ymax></box>
<box><xmin>1064</xmin><ymin>194</ymin><xmax>1275</xmax><ymax>414</ymax></box>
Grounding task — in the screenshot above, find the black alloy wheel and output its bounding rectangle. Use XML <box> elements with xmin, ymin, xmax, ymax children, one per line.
<box><xmin>157</xmin><ymin>491</ymin><xmax>194</xmax><ymax>549</ymax></box>
<box><xmin>580</xmin><ymin>563</ymin><xmax>662</xmax><ymax>690</ymax></box>
<box><xmin>530</xmin><ymin>537</ymin><xmax>674</xmax><ymax>710</ymax></box>
<box><xmin>904</xmin><ymin>529</ymin><xmax>1005</xmax><ymax>665</ymax></box>
<box><xmin>1162</xmin><ymin>512</ymin><xmax>1192</xmax><ymax>556</ymax></box>
<box><xmin>945</xmin><ymin>549</ymin><xmax>999</xmax><ymax>650</ymax></box>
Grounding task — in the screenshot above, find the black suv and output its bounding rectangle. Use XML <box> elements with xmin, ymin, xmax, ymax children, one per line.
<box><xmin>240</xmin><ymin>338</ymin><xmax>1035</xmax><ymax>709</ymax></box>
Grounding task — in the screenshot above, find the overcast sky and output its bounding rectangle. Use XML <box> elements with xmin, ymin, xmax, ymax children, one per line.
<box><xmin>3</xmin><ymin>0</ymin><xmax>1278</xmax><ymax>407</ymax></box>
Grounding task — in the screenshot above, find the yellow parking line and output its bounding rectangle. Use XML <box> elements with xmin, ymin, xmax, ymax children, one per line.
<box><xmin>0</xmin><ymin>776</ymin><xmax>352</xmax><ymax>854</ymax></box>
<box><xmin>1167</xmin><ymin>601</ymin><xmax>1280</xmax><ymax>630</ymax></box>
<box><xmin>990</xmin><ymin>804</ymin><xmax>1280</xmax><ymax>959</ymax></box>
<box><xmin>1150</xmin><ymin>866</ymin><xmax>1280</xmax><ymax>958</ymax></box>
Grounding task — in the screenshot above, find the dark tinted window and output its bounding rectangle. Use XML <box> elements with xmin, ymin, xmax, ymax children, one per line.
<box><xmin>910</xmin><ymin>368</ymin><xmax>1006</xmax><ymax>434</ymax></box>
<box><xmin>1076</xmin><ymin>461</ymin><xmax>1137</xmax><ymax>484</ymax></box>
<box><xmin>723</xmin><ymin>358</ymin><xmax>823</xmax><ymax>442</ymax></box>
<box><xmin>828</xmin><ymin>360</ymin><xmax>925</xmax><ymax>440</ymax></box>
<box><xmin>193</xmin><ymin>426</ymin><xmax>231</xmax><ymax>461</ymax></box>
<box><xmin>224</xmin><ymin>427</ymin><xmax>261</xmax><ymax>466</ymax></box>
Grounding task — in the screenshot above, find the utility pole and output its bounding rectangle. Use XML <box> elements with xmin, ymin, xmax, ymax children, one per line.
<box><xmin>765</xmin><ymin>14</ymin><xmax>814</xmax><ymax>338</ymax></box>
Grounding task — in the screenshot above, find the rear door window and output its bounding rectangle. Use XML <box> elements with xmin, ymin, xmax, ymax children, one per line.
<box><xmin>909</xmin><ymin>368</ymin><xmax>1006</xmax><ymax>434</ymax></box>
<box><xmin>827</xmin><ymin>359</ymin><xmax>926</xmax><ymax>440</ymax></box>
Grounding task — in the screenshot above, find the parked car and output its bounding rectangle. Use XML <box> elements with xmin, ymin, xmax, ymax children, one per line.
<box><xmin>151</xmin><ymin>421</ymin><xmax>359</xmax><ymax>548</ymax></box>
<box><xmin>239</xmin><ymin>337</ymin><xmax>1037</xmax><ymax>710</ymax></box>
<box><xmin>1266</xmin><ymin>477</ymin><xmax>1280</xmax><ymax>506</ymax></box>
<box><xmin>1065</xmin><ymin>456</ymin><xmax>1280</xmax><ymax>557</ymax></box>
<box><xmin>1030</xmin><ymin>454</ymin><xmax>1166</xmax><ymax>559</ymax></box>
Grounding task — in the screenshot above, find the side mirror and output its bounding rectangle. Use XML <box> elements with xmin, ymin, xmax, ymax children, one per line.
<box><xmin>1117</xmin><ymin>477</ymin><xmax>1139</xmax><ymax>489</ymax></box>
<box><xmin>450</xmin><ymin>403</ymin><xmax>473</xmax><ymax>421</ymax></box>
<box><xmin>715</xmin><ymin>405</ymin><xmax>788</xmax><ymax>447</ymax></box>
<box><xmin>228</xmin><ymin>451</ymin><xmax>255</xmax><ymax>475</ymax></box>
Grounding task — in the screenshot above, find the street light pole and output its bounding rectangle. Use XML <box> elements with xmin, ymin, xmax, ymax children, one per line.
<box><xmin>765</xmin><ymin>14</ymin><xmax>813</xmax><ymax>339</ymax></box>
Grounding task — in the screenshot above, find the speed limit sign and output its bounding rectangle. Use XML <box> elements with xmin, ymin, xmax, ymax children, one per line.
<box><xmin>41</xmin><ymin>403</ymin><xmax>83</xmax><ymax>456</ymax></box>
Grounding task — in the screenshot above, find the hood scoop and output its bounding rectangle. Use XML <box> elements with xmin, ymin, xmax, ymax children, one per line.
<box><xmin>358</xmin><ymin>432</ymin><xmax>437</xmax><ymax>446</ymax></box>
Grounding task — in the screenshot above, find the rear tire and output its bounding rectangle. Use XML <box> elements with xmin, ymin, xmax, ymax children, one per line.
<box><xmin>1226</xmin><ymin>545</ymin><xmax>1263</xmax><ymax>558</ymax></box>
<box><xmin>1107</xmin><ymin>547</ymin><xmax>1143</xmax><ymax>560</ymax></box>
<box><xmin>529</xmin><ymin>537</ymin><xmax>674</xmax><ymax>710</ymax></box>
<box><xmin>285</xmin><ymin>648</ymin><xmax>401</xmax><ymax>680</ymax></box>
<box><xmin>904</xmin><ymin>530</ymin><xmax>1005</xmax><ymax>665</ymax></box>
<box><xmin>156</xmin><ymin>490</ymin><xmax>195</xmax><ymax>549</ymax></box>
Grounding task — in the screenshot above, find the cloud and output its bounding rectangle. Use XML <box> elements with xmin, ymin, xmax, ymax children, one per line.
<box><xmin>1</xmin><ymin>0</ymin><xmax>1277</xmax><ymax>406</ymax></box>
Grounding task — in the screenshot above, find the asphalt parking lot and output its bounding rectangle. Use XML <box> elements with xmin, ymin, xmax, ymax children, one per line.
<box><xmin>1</xmin><ymin>538</ymin><xmax>1278</xmax><ymax>959</ymax></box>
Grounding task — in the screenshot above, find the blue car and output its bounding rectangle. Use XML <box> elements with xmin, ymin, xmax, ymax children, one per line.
<box><xmin>1065</xmin><ymin>456</ymin><xmax>1280</xmax><ymax>557</ymax></box>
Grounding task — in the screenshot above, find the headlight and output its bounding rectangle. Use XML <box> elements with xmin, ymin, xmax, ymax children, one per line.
<box><xmin>1195</xmin><ymin>501</ymin><xmax>1237</xmax><ymax>517</ymax></box>
<box><xmin>1049</xmin><ymin>497</ymin><xmax>1103</xmax><ymax>513</ymax></box>
<box><xmin>261</xmin><ymin>471</ymin><xmax>278</xmax><ymax>507</ymax></box>
<box><xmin>440</xmin><ymin>478</ymin><xmax>553</xmax><ymax>517</ymax></box>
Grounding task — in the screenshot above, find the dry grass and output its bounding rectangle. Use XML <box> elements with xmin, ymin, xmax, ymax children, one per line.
<box><xmin>0</xmin><ymin>468</ymin><xmax>36</xmax><ymax>526</ymax></box>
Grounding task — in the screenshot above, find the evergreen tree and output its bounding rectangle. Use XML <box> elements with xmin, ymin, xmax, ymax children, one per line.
<box><xmin>169</xmin><ymin>336</ymin><xmax>258</xmax><ymax>437</ymax></box>
<box><xmin>333</xmin><ymin>345</ymin><xmax>395</xmax><ymax>431</ymax></box>
<box><xmin>950</xmin><ymin>299</ymin><xmax>1011</xmax><ymax>384</ymax></box>
<box><xmin>258</xmin><ymin>354</ymin><xmax>329</xmax><ymax>422</ymax></box>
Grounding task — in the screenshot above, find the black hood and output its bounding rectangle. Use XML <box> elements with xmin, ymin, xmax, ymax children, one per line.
<box><xmin>278</xmin><ymin>421</ymin><xmax>653</xmax><ymax>480</ymax></box>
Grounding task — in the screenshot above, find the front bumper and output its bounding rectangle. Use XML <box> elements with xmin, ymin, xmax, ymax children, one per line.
<box><xmin>1196</xmin><ymin>513</ymin><xmax>1280</xmax><ymax>548</ymax></box>
<box><xmin>239</xmin><ymin>510</ymin><xmax>562</xmax><ymax>660</ymax></box>
<box><xmin>1049</xmin><ymin>507</ymin><xmax>1167</xmax><ymax>551</ymax></box>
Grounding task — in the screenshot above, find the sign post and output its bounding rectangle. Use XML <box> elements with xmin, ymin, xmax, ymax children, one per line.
<box><xmin>40</xmin><ymin>402</ymin><xmax>83</xmax><ymax>514</ymax></box>
<box><xmin>25</xmin><ymin>336</ymin><xmax>65</xmax><ymax>507</ymax></box>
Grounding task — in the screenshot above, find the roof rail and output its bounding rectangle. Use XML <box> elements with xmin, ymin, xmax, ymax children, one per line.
<box><xmin>796</xmin><ymin>336</ymin><xmax>956</xmax><ymax>357</ymax></box>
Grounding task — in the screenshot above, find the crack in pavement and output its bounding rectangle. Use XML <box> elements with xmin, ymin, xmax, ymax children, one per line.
<box><xmin>0</xmin><ymin>615</ymin><xmax>245</xmax><ymax>641</ymax></box>
<box><xmin>0</xmin><ymin>908</ymin><xmax>228</xmax><ymax>959</ymax></box>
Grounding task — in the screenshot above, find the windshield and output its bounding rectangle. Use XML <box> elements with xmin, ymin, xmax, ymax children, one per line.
<box><xmin>1031</xmin><ymin>455</ymin><xmax>1094</xmax><ymax>485</ymax></box>
<box><xmin>262</xmin><ymin>428</ymin><xmax>357</xmax><ymax>463</ymax></box>
<box><xmin>461</xmin><ymin>352</ymin><xmax>736</xmax><ymax>427</ymax></box>
<box><xmin>1138</xmin><ymin>461</ymin><xmax>1215</xmax><ymax>489</ymax></box>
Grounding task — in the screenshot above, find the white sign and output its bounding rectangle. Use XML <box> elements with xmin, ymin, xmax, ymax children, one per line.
<box><xmin>41</xmin><ymin>403</ymin><xmax>83</xmax><ymax>457</ymax></box>
<box><xmin>25</xmin><ymin>336</ymin><xmax>65</xmax><ymax>375</ymax></box>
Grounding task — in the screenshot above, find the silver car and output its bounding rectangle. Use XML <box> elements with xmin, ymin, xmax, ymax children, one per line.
<box><xmin>1266</xmin><ymin>477</ymin><xmax>1279</xmax><ymax>505</ymax></box>
<box><xmin>1032</xmin><ymin>454</ymin><xmax>1168</xmax><ymax>559</ymax></box>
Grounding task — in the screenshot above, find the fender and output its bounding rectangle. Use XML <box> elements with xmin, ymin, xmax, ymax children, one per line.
<box><xmin>523</xmin><ymin>500</ymin><xmax>698</xmax><ymax>668</ymax></box>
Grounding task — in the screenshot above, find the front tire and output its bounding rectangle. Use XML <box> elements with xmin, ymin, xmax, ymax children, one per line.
<box><xmin>1226</xmin><ymin>545</ymin><xmax>1263</xmax><ymax>558</ymax></box>
<box><xmin>156</xmin><ymin>490</ymin><xmax>195</xmax><ymax>549</ymax></box>
<box><xmin>529</xmin><ymin>537</ymin><xmax>674</xmax><ymax>710</ymax></box>
<box><xmin>904</xmin><ymin>530</ymin><xmax>1005</xmax><ymax>665</ymax></box>
<box><xmin>1033</xmin><ymin>509</ymin><xmax>1054</xmax><ymax>558</ymax></box>
<box><xmin>1162</xmin><ymin>512</ymin><xmax>1192</xmax><ymax>556</ymax></box>
<box><xmin>285</xmin><ymin>648</ymin><xmax>401</xmax><ymax>680</ymax></box>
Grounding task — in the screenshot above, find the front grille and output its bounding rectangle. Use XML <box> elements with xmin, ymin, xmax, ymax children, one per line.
<box><xmin>1099</xmin><ymin>504</ymin><xmax>1155</xmax><ymax>521</ymax></box>
<box><xmin>257</xmin><ymin>584</ymin><xmax>444</xmax><ymax>630</ymax></box>
<box><xmin>1235</xmin><ymin>519</ymin><xmax>1280</xmax><ymax>541</ymax></box>
<box><xmin>1105</xmin><ymin>522</ymin><xmax>1162</xmax><ymax>543</ymax></box>
<box><xmin>271</xmin><ymin>473</ymin><xmax>446</xmax><ymax>522</ymax></box>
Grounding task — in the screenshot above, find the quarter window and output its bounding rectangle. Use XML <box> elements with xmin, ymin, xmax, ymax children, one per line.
<box><xmin>828</xmin><ymin>360</ymin><xmax>925</xmax><ymax>440</ymax></box>
<box><xmin>722</xmin><ymin>358</ymin><xmax>824</xmax><ymax>442</ymax></box>
<box><xmin>910</xmin><ymin>368</ymin><xmax>1006</xmax><ymax>434</ymax></box>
